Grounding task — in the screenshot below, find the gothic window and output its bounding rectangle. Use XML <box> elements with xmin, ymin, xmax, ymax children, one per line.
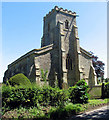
<box><xmin>65</xmin><ymin>20</ymin><xmax>69</xmax><ymax>29</ymax></box>
<box><xmin>66</xmin><ymin>54</ymin><xmax>72</xmax><ymax>70</ymax></box>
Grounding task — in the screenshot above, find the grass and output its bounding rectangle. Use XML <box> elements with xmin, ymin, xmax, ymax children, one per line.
<box><xmin>89</xmin><ymin>99</ymin><xmax>109</xmax><ymax>105</ymax></box>
<box><xmin>81</xmin><ymin>98</ymin><xmax>109</xmax><ymax>112</ymax></box>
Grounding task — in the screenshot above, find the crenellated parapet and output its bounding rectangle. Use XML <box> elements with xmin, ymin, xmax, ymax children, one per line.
<box><xmin>44</xmin><ymin>6</ymin><xmax>78</xmax><ymax>20</ymax></box>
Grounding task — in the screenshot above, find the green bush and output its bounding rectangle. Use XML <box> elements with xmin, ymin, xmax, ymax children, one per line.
<box><xmin>2</xmin><ymin>79</ymin><xmax>89</xmax><ymax>116</ymax></box>
<box><xmin>8</xmin><ymin>73</ymin><xmax>31</xmax><ymax>86</ymax></box>
<box><xmin>104</xmin><ymin>82</ymin><xmax>109</xmax><ymax>98</ymax></box>
<box><xmin>2</xmin><ymin>84</ymin><xmax>40</xmax><ymax>112</ymax></box>
<box><xmin>69</xmin><ymin>79</ymin><xmax>89</xmax><ymax>104</ymax></box>
<box><xmin>53</xmin><ymin>88</ymin><xmax>69</xmax><ymax>106</ymax></box>
<box><xmin>49</xmin><ymin>103</ymin><xmax>82</xmax><ymax>120</ymax></box>
<box><xmin>49</xmin><ymin>107</ymin><xmax>66</xmax><ymax>120</ymax></box>
<box><xmin>2</xmin><ymin>107</ymin><xmax>45</xmax><ymax>119</ymax></box>
<box><xmin>2</xmin><ymin>84</ymin><xmax>69</xmax><ymax>112</ymax></box>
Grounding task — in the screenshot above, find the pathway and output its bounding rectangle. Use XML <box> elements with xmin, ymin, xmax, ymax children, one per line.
<box><xmin>69</xmin><ymin>105</ymin><xmax>109</xmax><ymax>120</ymax></box>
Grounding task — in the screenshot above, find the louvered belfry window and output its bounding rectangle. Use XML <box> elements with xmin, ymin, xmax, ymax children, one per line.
<box><xmin>65</xmin><ymin>20</ymin><xmax>69</xmax><ymax>29</ymax></box>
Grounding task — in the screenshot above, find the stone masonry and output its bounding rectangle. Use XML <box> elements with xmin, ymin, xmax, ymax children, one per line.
<box><xmin>3</xmin><ymin>6</ymin><xmax>97</xmax><ymax>88</ymax></box>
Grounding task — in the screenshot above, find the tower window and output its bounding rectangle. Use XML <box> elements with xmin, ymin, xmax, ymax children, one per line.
<box><xmin>65</xmin><ymin>20</ymin><xmax>69</xmax><ymax>29</ymax></box>
<box><xmin>66</xmin><ymin>54</ymin><xmax>72</xmax><ymax>70</ymax></box>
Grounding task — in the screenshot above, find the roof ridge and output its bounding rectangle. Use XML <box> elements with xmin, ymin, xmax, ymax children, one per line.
<box><xmin>8</xmin><ymin>44</ymin><xmax>53</xmax><ymax>67</ymax></box>
<box><xmin>80</xmin><ymin>47</ymin><xmax>92</xmax><ymax>58</ymax></box>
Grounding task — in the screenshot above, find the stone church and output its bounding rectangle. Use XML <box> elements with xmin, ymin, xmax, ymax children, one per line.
<box><xmin>3</xmin><ymin>6</ymin><xmax>97</xmax><ymax>88</ymax></box>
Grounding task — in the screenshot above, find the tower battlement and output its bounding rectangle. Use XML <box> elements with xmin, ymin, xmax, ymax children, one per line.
<box><xmin>44</xmin><ymin>6</ymin><xmax>78</xmax><ymax>20</ymax></box>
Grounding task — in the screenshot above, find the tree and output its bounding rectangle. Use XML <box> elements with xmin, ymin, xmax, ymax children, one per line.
<box><xmin>105</xmin><ymin>78</ymin><xmax>109</xmax><ymax>83</ymax></box>
<box><xmin>91</xmin><ymin>54</ymin><xmax>105</xmax><ymax>78</ymax></box>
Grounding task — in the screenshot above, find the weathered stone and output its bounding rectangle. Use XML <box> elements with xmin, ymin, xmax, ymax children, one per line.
<box><xmin>3</xmin><ymin>6</ymin><xmax>97</xmax><ymax>88</ymax></box>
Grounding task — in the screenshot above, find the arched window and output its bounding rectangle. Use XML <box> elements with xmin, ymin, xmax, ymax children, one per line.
<box><xmin>65</xmin><ymin>20</ymin><xmax>69</xmax><ymax>29</ymax></box>
<box><xmin>66</xmin><ymin>54</ymin><xmax>72</xmax><ymax>70</ymax></box>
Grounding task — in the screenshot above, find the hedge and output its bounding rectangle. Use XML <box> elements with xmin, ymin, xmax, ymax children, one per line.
<box><xmin>2</xmin><ymin>85</ymin><xmax>69</xmax><ymax>112</ymax></box>
<box><xmin>2</xmin><ymin>79</ymin><xmax>89</xmax><ymax>113</ymax></box>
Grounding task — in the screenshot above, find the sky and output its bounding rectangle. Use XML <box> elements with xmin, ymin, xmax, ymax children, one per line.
<box><xmin>108</xmin><ymin>1</ymin><xmax>109</xmax><ymax>77</ymax></box>
<box><xmin>1</xmin><ymin>1</ymin><xmax>107</xmax><ymax>82</ymax></box>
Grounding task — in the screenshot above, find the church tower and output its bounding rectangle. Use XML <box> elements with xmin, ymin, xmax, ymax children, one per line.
<box><xmin>41</xmin><ymin>6</ymin><xmax>80</xmax><ymax>88</ymax></box>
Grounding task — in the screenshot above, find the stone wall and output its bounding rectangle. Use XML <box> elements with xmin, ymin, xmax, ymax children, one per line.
<box><xmin>79</xmin><ymin>48</ymin><xmax>97</xmax><ymax>86</ymax></box>
<box><xmin>4</xmin><ymin>54</ymin><xmax>36</xmax><ymax>83</ymax></box>
<box><xmin>79</xmin><ymin>51</ymin><xmax>91</xmax><ymax>79</ymax></box>
<box><xmin>3</xmin><ymin>45</ymin><xmax>53</xmax><ymax>84</ymax></box>
<box><xmin>34</xmin><ymin>51</ymin><xmax>52</xmax><ymax>85</ymax></box>
<box><xmin>79</xmin><ymin>49</ymin><xmax>91</xmax><ymax>84</ymax></box>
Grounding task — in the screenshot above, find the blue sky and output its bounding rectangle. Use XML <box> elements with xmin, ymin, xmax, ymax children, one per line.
<box><xmin>1</xmin><ymin>2</ymin><xmax>107</xmax><ymax>82</ymax></box>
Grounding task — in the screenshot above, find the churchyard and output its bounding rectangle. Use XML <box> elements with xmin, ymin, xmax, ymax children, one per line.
<box><xmin>1</xmin><ymin>5</ymin><xmax>107</xmax><ymax>119</ymax></box>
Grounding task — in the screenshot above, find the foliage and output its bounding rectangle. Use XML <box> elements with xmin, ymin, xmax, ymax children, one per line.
<box><xmin>2</xmin><ymin>84</ymin><xmax>40</xmax><ymax>112</ymax></box>
<box><xmin>88</xmin><ymin>99</ymin><xmax>108</xmax><ymax>105</ymax></box>
<box><xmin>91</xmin><ymin>54</ymin><xmax>105</xmax><ymax>78</ymax></box>
<box><xmin>2</xmin><ymin>84</ymin><xmax>69</xmax><ymax>113</ymax></box>
<box><xmin>64</xmin><ymin>103</ymin><xmax>82</xmax><ymax>115</ymax></box>
<box><xmin>41</xmin><ymin>86</ymin><xmax>69</xmax><ymax>106</ymax></box>
<box><xmin>2</xmin><ymin>107</ymin><xmax>45</xmax><ymax>119</ymax></box>
<box><xmin>49</xmin><ymin>103</ymin><xmax>82</xmax><ymax>120</ymax></box>
<box><xmin>2</xmin><ymin>103</ymin><xmax>83</xmax><ymax>119</ymax></box>
<box><xmin>105</xmin><ymin>78</ymin><xmax>109</xmax><ymax>83</ymax></box>
<box><xmin>104</xmin><ymin>82</ymin><xmax>109</xmax><ymax>98</ymax></box>
<box><xmin>82</xmin><ymin>98</ymin><xmax>109</xmax><ymax>111</ymax></box>
<box><xmin>41</xmin><ymin>69</ymin><xmax>48</xmax><ymax>83</ymax></box>
<box><xmin>69</xmin><ymin>79</ymin><xmax>89</xmax><ymax>104</ymax></box>
<box><xmin>8</xmin><ymin>73</ymin><xmax>31</xmax><ymax>86</ymax></box>
<box><xmin>2</xmin><ymin>98</ymin><xmax>109</xmax><ymax>119</ymax></box>
<box><xmin>2</xmin><ymin>79</ymin><xmax>90</xmax><ymax>119</ymax></box>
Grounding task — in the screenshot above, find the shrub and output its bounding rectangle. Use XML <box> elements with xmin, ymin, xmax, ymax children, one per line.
<box><xmin>2</xmin><ymin>84</ymin><xmax>69</xmax><ymax>112</ymax></box>
<box><xmin>104</xmin><ymin>82</ymin><xmax>109</xmax><ymax>98</ymax></box>
<box><xmin>1</xmin><ymin>83</ymin><xmax>42</xmax><ymax>112</ymax></box>
<box><xmin>49</xmin><ymin>106</ymin><xmax>66</xmax><ymax>120</ymax></box>
<box><xmin>49</xmin><ymin>103</ymin><xmax>82</xmax><ymax>120</ymax></box>
<box><xmin>64</xmin><ymin>103</ymin><xmax>76</xmax><ymax>116</ymax></box>
<box><xmin>2</xmin><ymin>79</ymin><xmax>89</xmax><ymax>116</ymax></box>
<box><xmin>41</xmin><ymin>69</ymin><xmax>48</xmax><ymax>84</ymax></box>
<box><xmin>2</xmin><ymin>107</ymin><xmax>45</xmax><ymax>119</ymax></box>
<box><xmin>64</xmin><ymin>103</ymin><xmax>82</xmax><ymax>115</ymax></box>
<box><xmin>69</xmin><ymin>79</ymin><xmax>89</xmax><ymax>104</ymax></box>
<box><xmin>8</xmin><ymin>73</ymin><xmax>31</xmax><ymax>86</ymax></box>
<box><xmin>35</xmin><ymin>86</ymin><xmax>69</xmax><ymax>106</ymax></box>
<box><xmin>49</xmin><ymin>87</ymin><xmax>69</xmax><ymax>106</ymax></box>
